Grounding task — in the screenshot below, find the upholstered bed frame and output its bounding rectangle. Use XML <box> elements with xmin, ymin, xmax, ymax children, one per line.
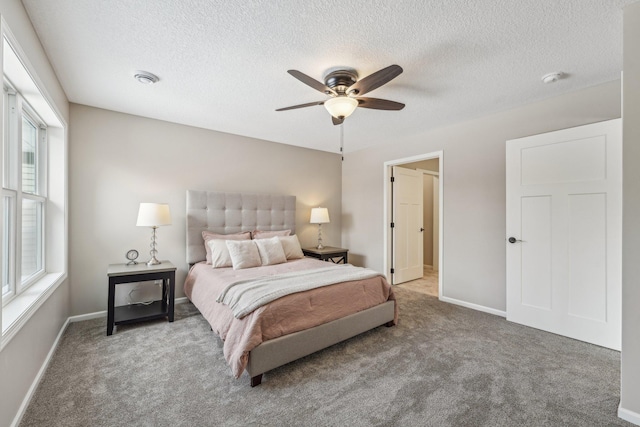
<box><xmin>186</xmin><ymin>190</ymin><xmax>395</xmax><ymax>386</ymax></box>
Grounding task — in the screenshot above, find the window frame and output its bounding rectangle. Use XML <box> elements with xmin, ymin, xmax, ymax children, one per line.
<box><xmin>0</xmin><ymin>20</ymin><xmax>68</xmax><ymax>350</ymax></box>
<box><xmin>2</xmin><ymin>79</ymin><xmax>48</xmax><ymax>306</ymax></box>
<box><xmin>1</xmin><ymin>192</ymin><xmax>15</xmax><ymax>300</ymax></box>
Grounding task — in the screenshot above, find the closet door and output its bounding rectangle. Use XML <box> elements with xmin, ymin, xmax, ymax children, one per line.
<box><xmin>506</xmin><ymin>119</ymin><xmax>621</xmax><ymax>350</ymax></box>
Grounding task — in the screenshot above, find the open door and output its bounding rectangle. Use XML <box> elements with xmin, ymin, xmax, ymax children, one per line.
<box><xmin>392</xmin><ymin>166</ymin><xmax>424</xmax><ymax>284</ymax></box>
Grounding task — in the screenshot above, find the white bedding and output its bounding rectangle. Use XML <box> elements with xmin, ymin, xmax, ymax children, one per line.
<box><xmin>216</xmin><ymin>265</ymin><xmax>383</xmax><ymax>318</ymax></box>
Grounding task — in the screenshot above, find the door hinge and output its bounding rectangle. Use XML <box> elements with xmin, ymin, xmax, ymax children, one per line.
<box><xmin>390</xmin><ymin>222</ymin><xmax>395</xmax><ymax>228</ymax></box>
<box><xmin>391</xmin><ymin>268</ymin><xmax>395</xmax><ymax>274</ymax></box>
<box><xmin>391</xmin><ymin>176</ymin><xmax>395</xmax><ymax>182</ymax></box>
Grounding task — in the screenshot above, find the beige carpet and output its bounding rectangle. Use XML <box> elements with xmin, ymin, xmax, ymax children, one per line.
<box><xmin>397</xmin><ymin>266</ymin><xmax>438</xmax><ymax>296</ymax></box>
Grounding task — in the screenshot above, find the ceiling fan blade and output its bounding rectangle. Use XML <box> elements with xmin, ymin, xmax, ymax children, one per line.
<box><xmin>288</xmin><ymin>70</ymin><xmax>337</xmax><ymax>96</ymax></box>
<box><xmin>347</xmin><ymin>65</ymin><xmax>403</xmax><ymax>96</ymax></box>
<box><xmin>332</xmin><ymin>116</ymin><xmax>344</xmax><ymax>126</ymax></box>
<box><xmin>276</xmin><ymin>101</ymin><xmax>325</xmax><ymax>111</ymax></box>
<box><xmin>356</xmin><ymin>97</ymin><xmax>405</xmax><ymax>110</ymax></box>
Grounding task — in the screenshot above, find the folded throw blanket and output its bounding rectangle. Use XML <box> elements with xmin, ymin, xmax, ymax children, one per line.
<box><xmin>217</xmin><ymin>265</ymin><xmax>383</xmax><ymax>318</ymax></box>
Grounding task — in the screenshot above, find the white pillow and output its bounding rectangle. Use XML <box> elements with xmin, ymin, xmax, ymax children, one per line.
<box><xmin>254</xmin><ymin>236</ymin><xmax>287</xmax><ymax>266</ymax></box>
<box><xmin>207</xmin><ymin>239</ymin><xmax>233</xmax><ymax>268</ymax></box>
<box><xmin>278</xmin><ymin>235</ymin><xmax>304</xmax><ymax>260</ymax></box>
<box><xmin>226</xmin><ymin>240</ymin><xmax>262</xmax><ymax>270</ymax></box>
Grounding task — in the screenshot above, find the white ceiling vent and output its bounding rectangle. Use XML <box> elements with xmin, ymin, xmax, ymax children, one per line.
<box><xmin>134</xmin><ymin>71</ymin><xmax>159</xmax><ymax>84</ymax></box>
<box><xmin>541</xmin><ymin>72</ymin><xmax>564</xmax><ymax>84</ymax></box>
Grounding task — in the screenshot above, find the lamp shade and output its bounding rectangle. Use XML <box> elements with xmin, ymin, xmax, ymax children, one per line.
<box><xmin>310</xmin><ymin>207</ymin><xmax>330</xmax><ymax>224</ymax></box>
<box><xmin>136</xmin><ymin>203</ymin><xmax>172</xmax><ymax>227</ymax></box>
<box><xmin>324</xmin><ymin>96</ymin><xmax>358</xmax><ymax>119</ymax></box>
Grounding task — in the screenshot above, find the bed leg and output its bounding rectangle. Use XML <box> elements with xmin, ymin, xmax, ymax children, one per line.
<box><xmin>250</xmin><ymin>374</ymin><xmax>263</xmax><ymax>387</ymax></box>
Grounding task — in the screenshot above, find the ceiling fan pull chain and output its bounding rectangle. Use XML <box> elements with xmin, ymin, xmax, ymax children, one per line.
<box><xmin>340</xmin><ymin>123</ymin><xmax>344</xmax><ymax>161</ymax></box>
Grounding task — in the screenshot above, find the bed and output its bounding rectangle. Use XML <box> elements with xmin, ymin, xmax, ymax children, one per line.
<box><xmin>184</xmin><ymin>190</ymin><xmax>397</xmax><ymax>386</ymax></box>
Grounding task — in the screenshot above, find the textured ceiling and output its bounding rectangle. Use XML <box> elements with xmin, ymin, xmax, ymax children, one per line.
<box><xmin>21</xmin><ymin>0</ymin><xmax>637</xmax><ymax>153</ymax></box>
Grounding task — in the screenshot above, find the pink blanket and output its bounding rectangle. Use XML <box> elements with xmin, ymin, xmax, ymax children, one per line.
<box><xmin>184</xmin><ymin>258</ymin><xmax>397</xmax><ymax>378</ymax></box>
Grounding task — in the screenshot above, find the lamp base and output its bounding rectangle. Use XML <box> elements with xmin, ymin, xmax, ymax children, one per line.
<box><xmin>316</xmin><ymin>223</ymin><xmax>325</xmax><ymax>250</ymax></box>
<box><xmin>147</xmin><ymin>226</ymin><xmax>162</xmax><ymax>266</ymax></box>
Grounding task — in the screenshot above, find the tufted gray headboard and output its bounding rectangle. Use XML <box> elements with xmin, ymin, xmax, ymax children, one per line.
<box><xmin>186</xmin><ymin>190</ymin><xmax>296</xmax><ymax>264</ymax></box>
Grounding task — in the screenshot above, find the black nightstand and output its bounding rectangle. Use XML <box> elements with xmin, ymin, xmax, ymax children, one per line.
<box><xmin>106</xmin><ymin>261</ymin><xmax>176</xmax><ymax>335</ymax></box>
<box><xmin>302</xmin><ymin>246</ymin><xmax>349</xmax><ymax>264</ymax></box>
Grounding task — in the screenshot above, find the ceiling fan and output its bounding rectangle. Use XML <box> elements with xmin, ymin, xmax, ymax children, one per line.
<box><xmin>276</xmin><ymin>64</ymin><xmax>405</xmax><ymax>125</ymax></box>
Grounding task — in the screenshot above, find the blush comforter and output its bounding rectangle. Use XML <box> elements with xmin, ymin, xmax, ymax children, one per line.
<box><xmin>183</xmin><ymin>258</ymin><xmax>397</xmax><ymax>378</ymax></box>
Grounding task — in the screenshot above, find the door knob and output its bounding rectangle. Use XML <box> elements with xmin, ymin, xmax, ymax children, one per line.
<box><xmin>420</xmin><ymin>228</ymin><xmax>424</xmax><ymax>232</ymax></box>
<box><xmin>508</xmin><ymin>237</ymin><xmax>523</xmax><ymax>243</ymax></box>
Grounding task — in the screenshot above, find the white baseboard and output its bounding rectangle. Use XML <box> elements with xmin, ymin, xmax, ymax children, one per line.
<box><xmin>10</xmin><ymin>317</ymin><xmax>70</xmax><ymax>427</ymax></box>
<box><xmin>11</xmin><ymin>296</ymin><xmax>192</xmax><ymax>427</ymax></box>
<box><xmin>439</xmin><ymin>296</ymin><xmax>506</xmax><ymax>318</ymax></box>
<box><xmin>619</xmin><ymin>404</ymin><xmax>640</xmax><ymax>425</ymax></box>
<box><xmin>68</xmin><ymin>310</ymin><xmax>107</xmax><ymax>322</ymax></box>
<box><xmin>68</xmin><ymin>297</ymin><xmax>190</xmax><ymax>323</ymax></box>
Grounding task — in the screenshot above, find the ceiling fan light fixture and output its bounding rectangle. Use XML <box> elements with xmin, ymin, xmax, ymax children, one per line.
<box><xmin>324</xmin><ymin>96</ymin><xmax>358</xmax><ymax>119</ymax></box>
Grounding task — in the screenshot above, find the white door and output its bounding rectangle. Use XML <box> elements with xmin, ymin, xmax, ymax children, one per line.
<box><xmin>393</xmin><ymin>166</ymin><xmax>424</xmax><ymax>284</ymax></box>
<box><xmin>506</xmin><ymin>119</ymin><xmax>621</xmax><ymax>350</ymax></box>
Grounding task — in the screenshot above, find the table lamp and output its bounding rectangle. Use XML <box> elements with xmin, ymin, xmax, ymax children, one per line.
<box><xmin>310</xmin><ymin>207</ymin><xmax>330</xmax><ymax>249</ymax></box>
<box><xmin>136</xmin><ymin>203</ymin><xmax>172</xmax><ymax>265</ymax></box>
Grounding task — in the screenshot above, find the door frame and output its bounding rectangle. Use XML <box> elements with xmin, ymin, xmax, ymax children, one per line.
<box><xmin>383</xmin><ymin>151</ymin><xmax>443</xmax><ymax>295</ymax></box>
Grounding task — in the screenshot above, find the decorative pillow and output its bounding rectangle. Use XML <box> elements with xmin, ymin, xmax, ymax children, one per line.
<box><xmin>278</xmin><ymin>235</ymin><xmax>304</xmax><ymax>260</ymax></box>
<box><xmin>202</xmin><ymin>231</ymin><xmax>251</xmax><ymax>264</ymax></box>
<box><xmin>254</xmin><ymin>236</ymin><xmax>287</xmax><ymax>266</ymax></box>
<box><xmin>252</xmin><ymin>229</ymin><xmax>291</xmax><ymax>239</ymax></box>
<box><xmin>207</xmin><ymin>239</ymin><xmax>234</xmax><ymax>268</ymax></box>
<box><xmin>226</xmin><ymin>240</ymin><xmax>262</xmax><ymax>270</ymax></box>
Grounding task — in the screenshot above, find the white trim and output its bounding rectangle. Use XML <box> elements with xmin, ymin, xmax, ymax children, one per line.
<box><xmin>9</xmin><ymin>294</ymin><xmax>192</xmax><ymax>427</ymax></box>
<box><xmin>1</xmin><ymin>18</ymin><xmax>67</xmax><ymax>128</ymax></box>
<box><xmin>1</xmin><ymin>272</ymin><xmax>65</xmax><ymax>350</ymax></box>
<box><xmin>68</xmin><ymin>310</ymin><xmax>107</xmax><ymax>323</ymax></box>
<box><xmin>10</xmin><ymin>316</ymin><xmax>70</xmax><ymax>427</ymax></box>
<box><xmin>436</xmin><ymin>157</ymin><xmax>443</xmax><ymax>295</ymax></box>
<box><xmin>619</xmin><ymin>404</ymin><xmax>640</xmax><ymax>426</ymax></box>
<box><xmin>68</xmin><ymin>296</ymin><xmax>190</xmax><ymax>323</ymax></box>
<box><xmin>440</xmin><ymin>296</ymin><xmax>507</xmax><ymax>318</ymax></box>
<box><xmin>383</xmin><ymin>151</ymin><xmax>443</xmax><ymax>296</ymax></box>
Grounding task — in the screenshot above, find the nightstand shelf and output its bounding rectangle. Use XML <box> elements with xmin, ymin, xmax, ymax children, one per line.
<box><xmin>107</xmin><ymin>261</ymin><xmax>176</xmax><ymax>335</ymax></box>
<box><xmin>302</xmin><ymin>246</ymin><xmax>349</xmax><ymax>264</ymax></box>
<box><xmin>113</xmin><ymin>300</ymin><xmax>169</xmax><ymax>325</ymax></box>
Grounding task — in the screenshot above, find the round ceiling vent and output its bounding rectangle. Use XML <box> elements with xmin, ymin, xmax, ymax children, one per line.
<box><xmin>541</xmin><ymin>72</ymin><xmax>564</xmax><ymax>84</ymax></box>
<box><xmin>134</xmin><ymin>71</ymin><xmax>159</xmax><ymax>84</ymax></box>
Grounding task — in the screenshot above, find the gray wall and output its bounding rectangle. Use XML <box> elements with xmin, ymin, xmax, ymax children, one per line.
<box><xmin>342</xmin><ymin>80</ymin><xmax>621</xmax><ymax>313</ymax></box>
<box><xmin>69</xmin><ymin>104</ymin><xmax>342</xmax><ymax>315</ymax></box>
<box><xmin>621</xmin><ymin>1</ymin><xmax>640</xmax><ymax>419</ymax></box>
<box><xmin>0</xmin><ymin>0</ymin><xmax>70</xmax><ymax>426</ymax></box>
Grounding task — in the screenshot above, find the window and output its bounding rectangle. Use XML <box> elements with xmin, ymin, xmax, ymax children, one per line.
<box><xmin>2</xmin><ymin>79</ymin><xmax>48</xmax><ymax>305</ymax></box>
<box><xmin>0</xmin><ymin>28</ymin><xmax>66</xmax><ymax>347</ymax></box>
